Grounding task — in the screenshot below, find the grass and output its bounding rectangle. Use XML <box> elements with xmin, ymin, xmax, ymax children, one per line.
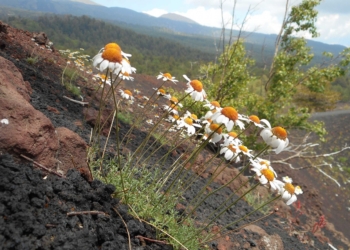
<box><xmin>26</xmin><ymin>56</ymin><xmax>38</xmax><ymax>65</ymax></box>
<box><xmin>244</xmin><ymin>189</ymin><xmax>272</xmax><ymax>215</ymax></box>
<box><xmin>61</xmin><ymin>64</ymin><xmax>82</xmax><ymax>97</ymax></box>
<box><xmin>91</xmin><ymin>156</ymin><xmax>204</xmax><ymax>249</ymax></box>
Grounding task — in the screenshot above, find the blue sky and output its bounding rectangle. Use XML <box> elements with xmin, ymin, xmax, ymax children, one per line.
<box><xmin>90</xmin><ymin>0</ymin><xmax>350</xmax><ymax>47</ymax></box>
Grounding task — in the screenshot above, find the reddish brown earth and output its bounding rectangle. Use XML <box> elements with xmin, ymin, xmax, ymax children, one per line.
<box><xmin>0</xmin><ymin>20</ymin><xmax>349</xmax><ymax>249</ymax></box>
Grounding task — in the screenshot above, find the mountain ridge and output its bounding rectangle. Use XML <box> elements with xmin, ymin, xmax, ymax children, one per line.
<box><xmin>160</xmin><ymin>13</ymin><xmax>198</xmax><ymax>24</ymax></box>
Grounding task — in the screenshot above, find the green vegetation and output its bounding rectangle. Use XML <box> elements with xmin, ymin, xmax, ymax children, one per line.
<box><xmin>244</xmin><ymin>190</ymin><xmax>272</xmax><ymax>215</ymax></box>
<box><xmin>61</xmin><ymin>64</ymin><xmax>82</xmax><ymax>97</ymax></box>
<box><xmin>25</xmin><ymin>56</ymin><xmax>39</xmax><ymax>65</ymax></box>
<box><xmin>91</xmin><ymin>157</ymin><xmax>202</xmax><ymax>249</ymax></box>
<box><xmin>5</xmin><ymin>14</ymin><xmax>213</xmax><ymax>77</ymax></box>
<box><xmin>116</xmin><ymin>112</ymin><xmax>133</xmax><ymax>125</ymax></box>
<box><xmin>200</xmin><ymin>0</ymin><xmax>350</xmax><ymax>142</ymax></box>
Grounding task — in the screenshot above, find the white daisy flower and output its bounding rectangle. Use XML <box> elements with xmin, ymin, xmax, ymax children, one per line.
<box><xmin>260</xmin><ymin>120</ymin><xmax>289</xmax><ymax>154</ymax></box>
<box><xmin>177</xmin><ymin>116</ymin><xmax>201</xmax><ymax>136</ymax></box>
<box><xmin>92</xmin><ymin>43</ymin><xmax>134</xmax><ymax>75</ymax></box>
<box><xmin>94</xmin><ymin>74</ymin><xmax>112</xmax><ymax>85</ymax></box>
<box><xmin>183</xmin><ymin>75</ymin><xmax>207</xmax><ymax>102</ymax></box>
<box><xmin>204</xmin><ymin>100</ymin><xmax>222</xmax><ymax>111</ymax></box>
<box><xmin>204</xmin><ymin>123</ymin><xmax>223</xmax><ymax>143</ymax></box>
<box><xmin>250</xmin><ymin>159</ymin><xmax>280</xmax><ymax>191</ymax></box>
<box><xmin>211</xmin><ymin>107</ymin><xmax>245</xmax><ymax>131</ymax></box>
<box><xmin>157</xmin><ymin>72</ymin><xmax>178</xmax><ymax>84</ymax></box>
<box><xmin>119</xmin><ymin>71</ymin><xmax>134</xmax><ymax>81</ymax></box>
<box><xmin>245</xmin><ymin>115</ymin><xmax>269</xmax><ymax>128</ymax></box>
<box><xmin>119</xmin><ymin>89</ymin><xmax>134</xmax><ymax>102</ymax></box>
<box><xmin>153</xmin><ymin>88</ymin><xmax>171</xmax><ymax>99</ymax></box>
<box><xmin>163</xmin><ymin>104</ymin><xmax>179</xmax><ymax>115</ymax></box>
<box><xmin>223</xmin><ymin>131</ymin><xmax>242</xmax><ymax>145</ymax></box>
<box><xmin>219</xmin><ymin>139</ymin><xmax>242</xmax><ymax>162</ymax></box>
<box><xmin>276</xmin><ymin>176</ymin><xmax>303</xmax><ymax>205</ymax></box>
<box><xmin>165</xmin><ymin>114</ymin><xmax>179</xmax><ymax>123</ymax></box>
<box><xmin>146</xmin><ymin>119</ymin><xmax>154</xmax><ymax>125</ymax></box>
<box><xmin>164</xmin><ymin>96</ymin><xmax>183</xmax><ymax>108</ymax></box>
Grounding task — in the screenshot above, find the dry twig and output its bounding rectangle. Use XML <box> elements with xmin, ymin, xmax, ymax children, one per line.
<box><xmin>67</xmin><ymin>211</ymin><xmax>108</xmax><ymax>216</ymax></box>
<box><xmin>20</xmin><ymin>154</ymin><xmax>64</xmax><ymax>178</ymax></box>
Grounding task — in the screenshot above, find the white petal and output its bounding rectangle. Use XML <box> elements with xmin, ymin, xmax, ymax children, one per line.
<box><xmin>211</xmin><ymin>112</ymin><xmax>221</xmax><ymax>121</ymax></box>
<box><xmin>92</xmin><ymin>55</ymin><xmax>103</xmax><ymax>67</ymax></box>
<box><xmin>183</xmin><ymin>75</ymin><xmax>191</xmax><ymax>82</ymax></box>
<box><xmin>225</xmin><ymin>150</ymin><xmax>234</xmax><ymax>160</ymax></box>
<box><xmin>259</xmin><ymin>176</ymin><xmax>268</xmax><ymax>185</ymax></box>
<box><xmin>260</xmin><ymin>129</ymin><xmax>272</xmax><ymax>142</ymax></box>
<box><xmin>108</xmin><ymin>62</ymin><xmax>115</xmax><ymax>71</ymax></box>
<box><xmin>226</xmin><ymin>120</ymin><xmax>234</xmax><ymax>131</ymax></box>
<box><xmin>282</xmin><ymin>191</ymin><xmax>292</xmax><ymax>201</ymax></box>
<box><xmin>220</xmin><ymin>147</ymin><xmax>228</xmax><ymax>154</ymax></box>
<box><xmin>99</xmin><ymin>60</ymin><xmax>109</xmax><ymax>72</ymax></box>
<box><xmin>286</xmin><ymin>195</ymin><xmax>297</xmax><ymax>205</ymax></box>
<box><xmin>236</xmin><ymin>120</ymin><xmax>245</xmax><ymax>130</ymax></box>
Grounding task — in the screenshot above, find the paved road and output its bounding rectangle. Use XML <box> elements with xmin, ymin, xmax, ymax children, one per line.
<box><xmin>311</xmin><ymin>109</ymin><xmax>350</xmax><ymax>119</ymax></box>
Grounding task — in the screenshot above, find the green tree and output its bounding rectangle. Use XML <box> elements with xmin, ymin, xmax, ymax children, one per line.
<box><xmin>200</xmin><ymin>0</ymin><xmax>350</xmax><ymax>141</ymax></box>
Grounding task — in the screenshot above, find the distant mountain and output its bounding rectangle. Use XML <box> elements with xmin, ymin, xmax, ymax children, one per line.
<box><xmin>0</xmin><ymin>0</ymin><xmax>346</xmax><ymax>65</ymax></box>
<box><xmin>160</xmin><ymin>13</ymin><xmax>198</xmax><ymax>25</ymax></box>
<box><xmin>70</xmin><ymin>0</ymin><xmax>100</xmax><ymax>5</ymax></box>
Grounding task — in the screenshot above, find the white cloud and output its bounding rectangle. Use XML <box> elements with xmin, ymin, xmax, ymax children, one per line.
<box><xmin>143</xmin><ymin>8</ymin><xmax>168</xmax><ymax>17</ymax></box>
<box><xmin>317</xmin><ymin>14</ymin><xmax>350</xmax><ymax>39</ymax></box>
<box><xmin>175</xmin><ymin>6</ymin><xmax>232</xmax><ymax>28</ymax></box>
<box><xmin>143</xmin><ymin>1</ymin><xmax>350</xmax><ymax>46</ymax></box>
<box><xmin>243</xmin><ymin>11</ymin><xmax>281</xmax><ymax>34</ymax></box>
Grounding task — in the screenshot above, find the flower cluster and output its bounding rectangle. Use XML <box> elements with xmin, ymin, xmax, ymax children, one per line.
<box><xmin>89</xmin><ymin>43</ymin><xmax>301</xmax><ymax>206</ymax></box>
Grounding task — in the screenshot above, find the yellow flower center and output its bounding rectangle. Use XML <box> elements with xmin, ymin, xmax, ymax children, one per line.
<box><xmin>207</xmin><ymin>119</ymin><xmax>212</xmax><ymax>123</ymax></box>
<box><xmin>100</xmin><ymin>74</ymin><xmax>107</xmax><ymax>80</ymax></box>
<box><xmin>124</xmin><ymin>90</ymin><xmax>132</xmax><ymax>96</ymax></box>
<box><xmin>228</xmin><ymin>132</ymin><xmax>238</xmax><ymax>138</ymax></box>
<box><xmin>191</xmin><ymin>114</ymin><xmax>198</xmax><ymax>120</ymax></box>
<box><xmin>123</xmin><ymin>72</ymin><xmax>130</xmax><ymax>76</ymax></box>
<box><xmin>249</xmin><ymin>115</ymin><xmax>260</xmax><ymax>124</ymax></box>
<box><xmin>172</xmin><ymin>114</ymin><xmax>179</xmax><ymax>120</ymax></box>
<box><xmin>284</xmin><ymin>183</ymin><xmax>295</xmax><ymax>194</ymax></box>
<box><xmin>163</xmin><ymin>73</ymin><xmax>172</xmax><ymax>79</ymax></box>
<box><xmin>170</xmin><ymin>104</ymin><xmax>178</xmax><ymax>110</ymax></box>
<box><xmin>158</xmin><ymin>88</ymin><xmax>166</xmax><ymax>95</ymax></box>
<box><xmin>184</xmin><ymin>117</ymin><xmax>193</xmax><ymax>125</ymax></box>
<box><xmin>271</xmin><ymin>126</ymin><xmax>287</xmax><ymax>140</ymax></box>
<box><xmin>170</xmin><ymin>97</ymin><xmax>179</xmax><ymax>104</ymax></box>
<box><xmin>209</xmin><ymin>124</ymin><xmax>222</xmax><ymax>134</ymax></box>
<box><xmin>211</xmin><ymin>101</ymin><xmax>220</xmax><ymax>108</ymax></box>
<box><xmin>221</xmin><ymin>107</ymin><xmax>238</xmax><ymax>121</ymax></box>
<box><xmin>104</xmin><ymin>43</ymin><xmax>121</xmax><ymax>51</ymax></box>
<box><xmin>260</xmin><ymin>160</ymin><xmax>270</xmax><ymax>167</ymax></box>
<box><xmin>260</xmin><ymin>168</ymin><xmax>275</xmax><ymax>181</ymax></box>
<box><xmin>239</xmin><ymin>145</ymin><xmax>248</xmax><ymax>153</ymax></box>
<box><xmin>190</xmin><ymin>80</ymin><xmax>203</xmax><ymax>92</ymax></box>
<box><xmin>102</xmin><ymin>48</ymin><xmax>123</xmax><ymax>63</ymax></box>
<box><xmin>228</xmin><ymin>144</ymin><xmax>237</xmax><ymax>152</ymax></box>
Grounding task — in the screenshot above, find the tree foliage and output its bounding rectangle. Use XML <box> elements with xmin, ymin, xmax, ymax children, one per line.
<box><xmin>5</xmin><ymin>14</ymin><xmax>214</xmax><ymax>77</ymax></box>
<box><xmin>200</xmin><ymin>0</ymin><xmax>350</xmax><ymax>141</ymax></box>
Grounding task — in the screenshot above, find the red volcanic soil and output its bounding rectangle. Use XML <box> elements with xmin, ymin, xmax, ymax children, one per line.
<box><xmin>0</xmin><ymin>20</ymin><xmax>349</xmax><ymax>249</ymax></box>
